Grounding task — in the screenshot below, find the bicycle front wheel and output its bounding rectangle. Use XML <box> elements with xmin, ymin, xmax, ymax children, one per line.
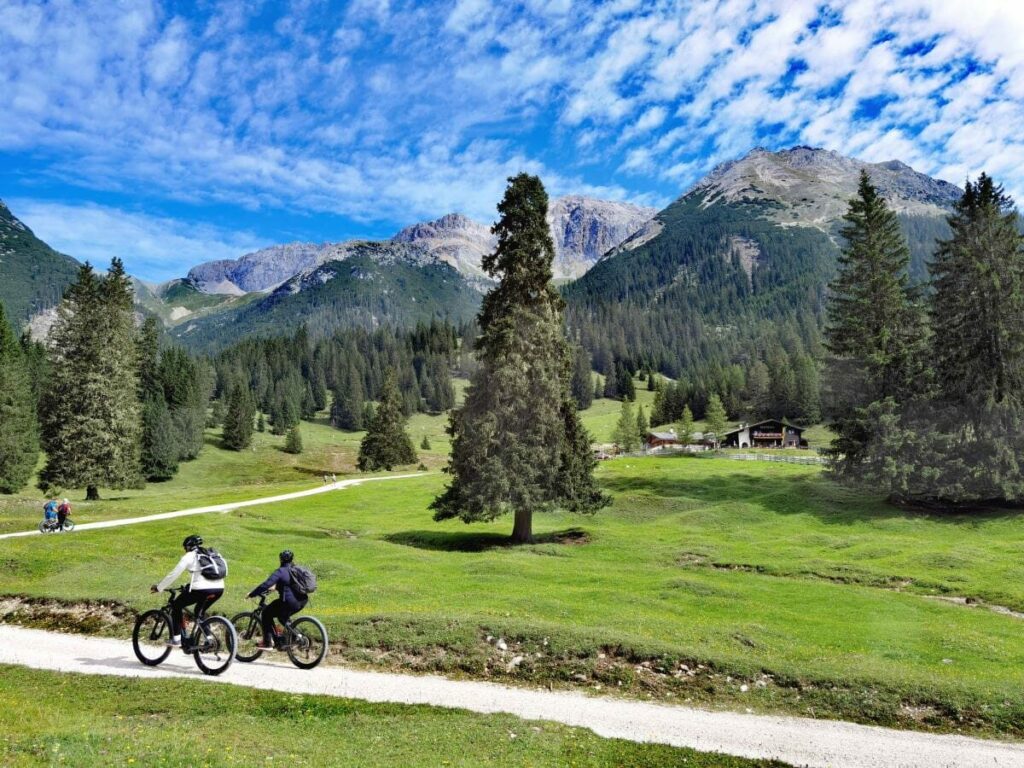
<box><xmin>230</xmin><ymin>611</ymin><xmax>264</xmax><ymax>662</ymax></box>
<box><xmin>61</xmin><ymin>519</ymin><xmax>75</xmax><ymax>532</ymax></box>
<box><xmin>132</xmin><ymin>610</ymin><xmax>172</xmax><ymax>666</ymax></box>
<box><xmin>286</xmin><ymin>616</ymin><xmax>329</xmax><ymax>670</ymax></box>
<box><xmin>192</xmin><ymin>616</ymin><xmax>237</xmax><ymax>676</ymax></box>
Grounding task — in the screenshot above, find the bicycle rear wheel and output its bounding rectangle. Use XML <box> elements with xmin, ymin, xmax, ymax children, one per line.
<box><xmin>132</xmin><ymin>610</ymin><xmax>172</xmax><ymax>666</ymax></box>
<box><xmin>286</xmin><ymin>616</ymin><xmax>329</xmax><ymax>669</ymax></box>
<box><xmin>192</xmin><ymin>616</ymin><xmax>237</xmax><ymax>676</ymax></box>
<box><xmin>230</xmin><ymin>611</ymin><xmax>264</xmax><ymax>662</ymax></box>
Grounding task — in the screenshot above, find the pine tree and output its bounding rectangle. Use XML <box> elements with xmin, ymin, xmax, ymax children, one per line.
<box><xmin>257</xmin><ymin>412</ymin><xmax>266</xmax><ymax>432</ymax></box>
<box><xmin>705</xmin><ymin>394</ymin><xmax>727</xmax><ymax>448</ymax></box>
<box><xmin>40</xmin><ymin>260</ymin><xmax>142</xmax><ymax>500</ymax></box>
<box><xmin>793</xmin><ymin>355</ymin><xmax>821</xmax><ymax>423</ymax></box>
<box><xmin>676</xmin><ymin>405</ymin><xmax>695</xmax><ymax>446</ymax></box>
<box><xmin>635</xmin><ymin>404</ymin><xmax>649</xmax><ymax>444</ymax></box>
<box><xmin>141</xmin><ymin>397</ymin><xmax>179</xmax><ymax>481</ymax></box>
<box><xmin>431</xmin><ymin>174</ymin><xmax>607</xmax><ymax>542</ymax></box>
<box><xmin>357</xmin><ymin>368</ymin><xmax>416</xmax><ymax>471</ymax></box>
<box><xmin>824</xmin><ymin>171</ymin><xmax>927</xmax><ymax>474</ymax></box>
<box><xmin>284</xmin><ymin>425</ymin><xmax>303</xmax><ymax>454</ymax></box>
<box><xmin>208</xmin><ymin>398</ymin><xmax>226</xmax><ymax>428</ymax></box>
<box><xmin>617</xmin><ymin>362</ymin><xmax>636</xmax><ymax>401</ymax></box>
<box><xmin>222</xmin><ymin>384</ymin><xmax>255</xmax><ymax>451</ymax></box>
<box><xmin>593</xmin><ymin>376</ymin><xmax>603</xmax><ymax>402</ymax></box>
<box><xmin>613</xmin><ymin>400</ymin><xmax>638</xmax><ymax>452</ymax></box>
<box><xmin>570</xmin><ymin>345</ymin><xmax>594</xmax><ymax>410</ymax></box>
<box><xmin>931</xmin><ymin>174</ymin><xmax>1024</xmax><ymax>415</ymax></box>
<box><xmin>0</xmin><ymin>301</ymin><xmax>39</xmax><ymax>493</ymax></box>
<box><xmin>420</xmin><ymin>435</ymin><xmax>431</xmax><ymax>450</ymax></box>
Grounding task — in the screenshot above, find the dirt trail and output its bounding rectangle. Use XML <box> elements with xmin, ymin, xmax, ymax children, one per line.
<box><xmin>0</xmin><ymin>474</ymin><xmax>427</xmax><ymax>541</ymax></box>
<box><xmin>0</xmin><ymin>625</ymin><xmax>1021</xmax><ymax>768</ymax></box>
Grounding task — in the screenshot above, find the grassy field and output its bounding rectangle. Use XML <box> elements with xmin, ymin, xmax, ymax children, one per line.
<box><xmin>3</xmin><ymin>450</ymin><xmax>1024</xmax><ymax>737</ymax></box>
<box><xmin>0</xmin><ymin>666</ymin><xmax>785</xmax><ymax>768</ymax></box>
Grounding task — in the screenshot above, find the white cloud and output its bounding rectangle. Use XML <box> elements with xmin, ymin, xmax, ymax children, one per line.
<box><xmin>10</xmin><ymin>200</ymin><xmax>266</xmax><ymax>282</ymax></box>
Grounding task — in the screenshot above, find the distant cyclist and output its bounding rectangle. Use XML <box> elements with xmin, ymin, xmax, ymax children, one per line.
<box><xmin>151</xmin><ymin>535</ymin><xmax>227</xmax><ymax>647</ymax></box>
<box><xmin>247</xmin><ymin>550</ymin><xmax>307</xmax><ymax>650</ymax></box>
<box><xmin>57</xmin><ymin>498</ymin><xmax>71</xmax><ymax>529</ymax></box>
<box><xmin>43</xmin><ymin>499</ymin><xmax>58</xmax><ymax>525</ymax></box>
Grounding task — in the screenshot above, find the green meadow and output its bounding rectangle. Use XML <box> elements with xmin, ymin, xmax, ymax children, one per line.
<box><xmin>2</xmin><ymin>409</ymin><xmax>1024</xmax><ymax>737</ymax></box>
<box><xmin>0</xmin><ymin>666</ymin><xmax>785</xmax><ymax>768</ymax></box>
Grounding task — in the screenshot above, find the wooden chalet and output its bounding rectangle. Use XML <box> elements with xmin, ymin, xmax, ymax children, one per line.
<box><xmin>721</xmin><ymin>419</ymin><xmax>806</xmax><ymax>449</ymax></box>
<box><xmin>646</xmin><ymin>430</ymin><xmax>680</xmax><ymax>450</ymax></box>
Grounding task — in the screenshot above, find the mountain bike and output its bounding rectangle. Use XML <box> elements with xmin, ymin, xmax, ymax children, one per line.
<box><xmin>132</xmin><ymin>586</ymin><xmax>237</xmax><ymax>676</ymax></box>
<box><xmin>38</xmin><ymin>515</ymin><xmax>74</xmax><ymax>533</ymax></box>
<box><xmin>231</xmin><ymin>592</ymin><xmax>329</xmax><ymax>669</ymax></box>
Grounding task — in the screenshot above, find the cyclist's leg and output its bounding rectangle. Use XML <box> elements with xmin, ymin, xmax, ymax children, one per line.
<box><xmin>193</xmin><ymin>589</ymin><xmax>223</xmax><ymax>620</ymax></box>
<box><xmin>169</xmin><ymin>588</ymin><xmax>197</xmax><ymax>638</ymax></box>
<box><xmin>261</xmin><ymin>598</ymin><xmax>284</xmax><ymax>644</ymax></box>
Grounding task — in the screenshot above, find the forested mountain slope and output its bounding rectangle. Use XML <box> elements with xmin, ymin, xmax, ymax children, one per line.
<box><xmin>0</xmin><ymin>200</ymin><xmax>81</xmax><ymax>328</ymax></box>
<box><xmin>564</xmin><ymin>147</ymin><xmax>959</xmax><ymax>417</ymax></box>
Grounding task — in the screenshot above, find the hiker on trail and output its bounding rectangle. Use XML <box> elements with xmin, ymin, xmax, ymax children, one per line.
<box><xmin>57</xmin><ymin>499</ymin><xmax>71</xmax><ymax>529</ymax></box>
<box><xmin>150</xmin><ymin>534</ymin><xmax>227</xmax><ymax>648</ymax></box>
<box><xmin>247</xmin><ymin>550</ymin><xmax>308</xmax><ymax>650</ymax></box>
<box><xmin>43</xmin><ymin>499</ymin><xmax>58</xmax><ymax>524</ymax></box>
<box><xmin>331</xmin><ymin>473</ymin><xmax>336</xmax><ymax>483</ymax></box>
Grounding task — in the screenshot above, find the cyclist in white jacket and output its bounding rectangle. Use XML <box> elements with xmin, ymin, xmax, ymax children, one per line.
<box><xmin>151</xmin><ymin>534</ymin><xmax>226</xmax><ymax>647</ymax></box>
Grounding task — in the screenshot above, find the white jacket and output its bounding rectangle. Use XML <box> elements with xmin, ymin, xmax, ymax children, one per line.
<box><xmin>157</xmin><ymin>550</ymin><xmax>226</xmax><ymax>592</ymax></box>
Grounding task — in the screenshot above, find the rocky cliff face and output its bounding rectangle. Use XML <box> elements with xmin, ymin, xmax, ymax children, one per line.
<box><xmin>186</xmin><ymin>196</ymin><xmax>656</xmax><ymax>296</ymax></box>
<box><xmin>391</xmin><ymin>213</ymin><xmax>494</xmax><ymax>281</ymax></box>
<box><xmin>689</xmin><ymin>146</ymin><xmax>961</xmax><ymax>229</ymax></box>
<box><xmin>546</xmin><ymin>196</ymin><xmax>657</xmax><ymax>278</ymax></box>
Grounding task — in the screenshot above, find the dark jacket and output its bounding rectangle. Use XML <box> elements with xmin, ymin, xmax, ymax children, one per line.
<box><xmin>248</xmin><ymin>566</ymin><xmax>304</xmax><ymax>604</ymax></box>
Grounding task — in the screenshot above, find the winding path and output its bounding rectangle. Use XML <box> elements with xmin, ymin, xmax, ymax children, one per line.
<box><xmin>0</xmin><ymin>473</ymin><xmax>426</xmax><ymax>540</ymax></box>
<box><xmin>0</xmin><ymin>625</ymin><xmax>1020</xmax><ymax>768</ymax></box>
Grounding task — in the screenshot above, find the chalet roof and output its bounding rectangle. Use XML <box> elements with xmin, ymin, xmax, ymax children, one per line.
<box><xmin>722</xmin><ymin>418</ymin><xmax>805</xmax><ymax>437</ymax></box>
<box><xmin>647</xmin><ymin>431</ymin><xmax>679</xmax><ymax>441</ymax></box>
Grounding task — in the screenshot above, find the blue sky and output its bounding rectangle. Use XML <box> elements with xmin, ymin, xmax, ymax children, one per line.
<box><xmin>1</xmin><ymin>0</ymin><xmax>1022</xmax><ymax>282</ymax></box>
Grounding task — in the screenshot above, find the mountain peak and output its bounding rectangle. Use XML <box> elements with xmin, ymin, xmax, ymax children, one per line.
<box><xmin>689</xmin><ymin>146</ymin><xmax>961</xmax><ymax>219</ymax></box>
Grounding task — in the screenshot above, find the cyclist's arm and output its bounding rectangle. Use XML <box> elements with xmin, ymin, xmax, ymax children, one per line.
<box><xmin>156</xmin><ymin>552</ymin><xmax>193</xmax><ymax>592</ymax></box>
<box><xmin>247</xmin><ymin>570</ymin><xmax>281</xmax><ymax>598</ymax></box>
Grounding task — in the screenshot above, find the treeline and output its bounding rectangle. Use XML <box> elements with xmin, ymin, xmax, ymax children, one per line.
<box><xmin>0</xmin><ymin>260</ymin><xmax>214</xmax><ymax>498</ymax></box>
<box><xmin>211</xmin><ymin>320</ymin><xmax>462</xmax><ymax>440</ymax></box>
<box><xmin>826</xmin><ymin>171</ymin><xmax>1024</xmax><ymax>504</ymax></box>
<box><xmin>569</xmin><ymin>317</ymin><xmax>822</xmax><ymax>428</ymax></box>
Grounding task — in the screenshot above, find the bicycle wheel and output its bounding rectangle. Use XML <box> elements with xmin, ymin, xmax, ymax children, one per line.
<box><xmin>132</xmin><ymin>610</ymin><xmax>173</xmax><ymax>666</ymax></box>
<box><xmin>230</xmin><ymin>611</ymin><xmax>264</xmax><ymax>662</ymax></box>
<box><xmin>192</xmin><ymin>615</ymin><xmax>237</xmax><ymax>676</ymax></box>
<box><xmin>286</xmin><ymin>616</ymin><xmax>329</xmax><ymax>669</ymax></box>
<box><xmin>61</xmin><ymin>519</ymin><xmax>75</xmax><ymax>532</ymax></box>
<box><xmin>37</xmin><ymin>521</ymin><xmax>49</xmax><ymax>533</ymax></box>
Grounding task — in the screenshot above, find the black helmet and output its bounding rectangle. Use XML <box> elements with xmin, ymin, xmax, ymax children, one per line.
<box><xmin>183</xmin><ymin>534</ymin><xmax>203</xmax><ymax>551</ymax></box>
<box><xmin>279</xmin><ymin>550</ymin><xmax>294</xmax><ymax>565</ymax></box>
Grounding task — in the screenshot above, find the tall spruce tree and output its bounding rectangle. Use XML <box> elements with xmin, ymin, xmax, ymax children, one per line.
<box><xmin>40</xmin><ymin>260</ymin><xmax>142</xmax><ymax>500</ymax></box>
<box><xmin>676</xmin><ymin>405</ymin><xmax>695</xmax><ymax>446</ymax></box>
<box><xmin>140</xmin><ymin>396</ymin><xmax>179</xmax><ymax>481</ymax></box>
<box><xmin>824</xmin><ymin>171</ymin><xmax>927</xmax><ymax>477</ymax></box>
<box><xmin>570</xmin><ymin>345</ymin><xmax>594</xmax><ymax>410</ymax></box>
<box><xmin>0</xmin><ymin>301</ymin><xmax>39</xmax><ymax>493</ymax></box>
<box><xmin>431</xmin><ymin>174</ymin><xmax>607</xmax><ymax>542</ymax></box>
<box><xmin>931</xmin><ymin>174</ymin><xmax>1024</xmax><ymax>414</ymax></box>
<box><xmin>635</xmin><ymin>404</ymin><xmax>649</xmax><ymax>444</ymax></box>
<box><xmin>614</xmin><ymin>399</ymin><xmax>638</xmax><ymax>452</ymax></box>
<box><xmin>705</xmin><ymin>394</ymin><xmax>727</xmax><ymax>448</ymax></box>
<box><xmin>357</xmin><ymin>368</ymin><xmax>416</xmax><ymax>470</ymax></box>
<box><xmin>222</xmin><ymin>384</ymin><xmax>255</xmax><ymax>451</ymax></box>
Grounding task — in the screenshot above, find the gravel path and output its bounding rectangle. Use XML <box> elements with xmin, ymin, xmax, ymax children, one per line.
<box><xmin>0</xmin><ymin>473</ymin><xmax>426</xmax><ymax>540</ymax></box>
<box><xmin>0</xmin><ymin>625</ymin><xmax>1020</xmax><ymax>768</ymax></box>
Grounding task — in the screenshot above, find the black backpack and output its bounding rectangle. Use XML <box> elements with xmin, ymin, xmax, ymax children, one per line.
<box><xmin>196</xmin><ymin>547</ymin><xmax>228</xmax><ymax>580</ymax></box>
<box><xmin>289</xmin><ymin>564</ymin><xmax>317</xmax><ymax>596</ymax></box>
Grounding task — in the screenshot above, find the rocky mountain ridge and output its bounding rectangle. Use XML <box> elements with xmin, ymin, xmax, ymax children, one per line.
<box><xmin>688</xmin><ymin>146</ymin><xmax>961</xmax><ymax>228</ymax></box>
<box><xmin>186</xmin><ymin>196</ymin><xmax>656</xmax><ymax>295</ymax></box>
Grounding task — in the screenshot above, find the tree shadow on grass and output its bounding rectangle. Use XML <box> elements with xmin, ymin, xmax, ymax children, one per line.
<box><xmin>383</xmin><ymin>527</ymin><xmax>591</xmax><ymax>552</ymax></box>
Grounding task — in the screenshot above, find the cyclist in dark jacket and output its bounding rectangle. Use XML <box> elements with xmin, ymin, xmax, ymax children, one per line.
<box><xmin>247</xmin><ymin>550</ymin><xmax>307</xmax><ymax>649</ymax></box>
